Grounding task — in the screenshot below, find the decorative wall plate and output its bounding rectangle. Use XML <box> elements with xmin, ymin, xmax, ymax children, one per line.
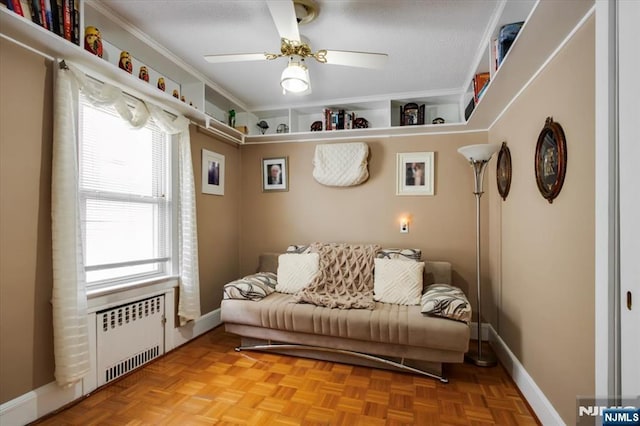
<box><xmin>534</xmin><ymin>117</ymin><xmax>567</xmax><ymax>203</ymax></box>
<box><xmin>496</xmin><ymin>141</ymin><xmax>511</xmax><ymax>201</ymax></box>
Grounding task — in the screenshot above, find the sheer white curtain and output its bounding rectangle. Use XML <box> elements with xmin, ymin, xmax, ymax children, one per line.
<box><xmin>52</xmin><ymin>61</ymin><xmax>201</xmax><ymax>386</ymax></box>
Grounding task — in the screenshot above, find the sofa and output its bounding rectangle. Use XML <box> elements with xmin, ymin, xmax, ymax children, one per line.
<box><xmin>220</xmin><ymin>244</ymin><xmax>471</xmax><ymax>383</ymax></box>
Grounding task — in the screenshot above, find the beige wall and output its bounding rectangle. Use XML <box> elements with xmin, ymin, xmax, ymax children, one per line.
<box><xmin>0</xmin><ymin>40</ymin><xmax>238</xmax><ymax>403</ymax></box>
<box><xmin>487</xmin><ymin>16</ymin><xmax>595</xmax><ymax>425</ymax></box>
<box><xmin>239</xmin><ymin>132</ymin><xmax>489</xmax><ymax>303</ymax></box>
<box><xmin>191</xmin><ymin>129</ymin><xmax>241</xmax><ymax>313</ymax></box>
<box><xmin>0</xmin><ymin>39</ymin><xmax>55</xmax><ymax>403</ymax></box>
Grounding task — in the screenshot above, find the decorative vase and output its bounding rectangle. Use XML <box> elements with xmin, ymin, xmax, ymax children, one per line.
<box><xmin>84</xmin><ymin>26</ymin><xmax>103</xmax><ymax>58</ymax></box>
<box><xmin>138</xmin><ymin>66</ymin><xmax>149</xmax><ymax>82</ymax></box>
<box><xmin>118</xmin><ymin>51</ymin><xmax>132</xmax><ymax>74</ymax></box>
<box><xmin>157</xmin><ymin>77</ymin><xmax>165</xmax><ymax>91</ymax></box>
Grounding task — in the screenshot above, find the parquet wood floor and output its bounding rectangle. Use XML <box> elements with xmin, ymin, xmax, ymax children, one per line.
<box><xmin>33</xmin><ymin>326</ymin><xmax>540</xmax><ymax>425</ymax></box>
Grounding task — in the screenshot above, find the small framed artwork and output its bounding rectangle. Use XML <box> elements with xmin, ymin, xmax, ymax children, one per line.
<box><xmin>201</xmin><ymin>149</ymin><xmax>225</xmax><ymax>195</ymax></box>
<box><xmin>396</xmin><ymin>152</ymin><xmax>434</xmax><ymax>196</ymax></box>
<box><xmin>400</xmin><ymin>103</ymin><xmax>425</xmax><ymax>126</ymax></box>
<box><xmin>496</xmin><ymin>141</ymin><xmax>512</xmax><ymax>201</ymax></box>
<box><xmin>262</xmin><ymin>157</ymin><xmax>288</xmax><ymax>192</ymax></box>
<box><xmin>534</xmin><ymin>117</ymin><xmax>567</xmax><ymax>203</ymax></box>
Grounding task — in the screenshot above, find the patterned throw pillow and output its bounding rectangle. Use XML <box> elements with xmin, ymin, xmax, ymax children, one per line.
<box><xmin>421</xmin><ymin>284</ymin><xmax>472</xmax><ymax>323</ymax></box>
<box><xmin>286</xmin><ymin>245</ymin><xmax>311</xmax><ymax>254</ymax></box>
<box><xmin>373</xmin><ymin>258</ymin><xmax>424</xmax><ymax>305</ymax></box>
<box><xmin>376</xmin><ymin>248</ymin><xmax>422</xmax><ymax>261</ymax></box>
<box><xmin>223</xmin><ymin>272</ymin><xmax>277</xmax><ymax>301</ymax></box>
<box><xmin>276</xmin><ymin>253</ymin><xmax>320</xmax><ymax>294</ymax></box>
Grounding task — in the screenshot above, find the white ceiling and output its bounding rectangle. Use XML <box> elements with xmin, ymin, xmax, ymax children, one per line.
<box><xmin>96</xmin><ymin>0</ymin><xmax>503</xmax><ymax>111</ymax></box>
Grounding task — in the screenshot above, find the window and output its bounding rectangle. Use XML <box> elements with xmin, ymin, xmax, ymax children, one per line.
<box><xmin>78</xmin><ymin>94</ymin><xmax>174</xmax><ymax>287</ymax></box>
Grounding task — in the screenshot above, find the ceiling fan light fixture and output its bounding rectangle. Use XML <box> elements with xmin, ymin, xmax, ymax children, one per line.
<box><xmin>280</xmin><ymin>58</ymin><xmax>309</xmax><ymax>94</ymax></box>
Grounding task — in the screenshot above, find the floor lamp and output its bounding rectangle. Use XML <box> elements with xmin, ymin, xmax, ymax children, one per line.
<box><xmin>458</xmin><ymin>144</ymin><xmax>500</xmax><ymax>367</ymax></box>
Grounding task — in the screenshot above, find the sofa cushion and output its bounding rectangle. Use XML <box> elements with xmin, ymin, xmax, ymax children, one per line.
<box><xmin>276</xmin><ymin>253</ymin><xmax>319</xmax><ymax>294</ymax></box>
<box><xmin>376</xmin><ymin>248</ymin><xmax>422</xmax><ymax>261</ymax></box>
<box><xmin>221</xmin><ymin>292</ymin><xmax>469</xmax><ymax>353</ymax></box>
<box><xmin>223</xmin><ymin>272</ymin><xmax>277</xmax><ymax>301</ymax></box>
<box><xmin>373</xmin><ymin>258</ymin><xmax>424</xmax><ymax>305</ymax></box>
<box><xmin>421</xmin><ymin>284</ymin><xmax>472</xmax><ymax>324</ymax></box>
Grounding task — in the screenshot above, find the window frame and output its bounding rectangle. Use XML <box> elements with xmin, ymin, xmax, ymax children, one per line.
<box><xmin>77</xmin><ymin>94</ymin><xmax>179</xmax><ymax>292</ymax></box>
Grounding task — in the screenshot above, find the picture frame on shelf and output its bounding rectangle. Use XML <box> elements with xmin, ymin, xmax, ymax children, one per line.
<box><xmin>496</xmin><ymin>141</ymin><xmax>512</xmax><ymax>201</ymax></box>
<box><xmin>396</xmin><ymin>152</ymin><xmax>434</xmax><ymax>196</ymax></box>
<box><xmin>201</xmin><ymin>149</ymin><xmax>225</xmax><ymax>196</ymax></box>
<box><xmin>534</xmin><ymin>117</ymin><xmax>566</xmax><ymax>203</ymax></box>
<box><xmin>400</xmin><ymin>103</ymin><xmax>425</xmax><ymax>126</ymax></box>
<box><xmin>262</xmin><ymin>157</ymin><xmax>289</xmax><ymax>192</ymax></box>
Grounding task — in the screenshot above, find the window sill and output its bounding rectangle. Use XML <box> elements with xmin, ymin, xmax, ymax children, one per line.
<box><xmin>86</xmin><ymin>275</ymin><xmax>179</xmax><ymax>313</ymax></box>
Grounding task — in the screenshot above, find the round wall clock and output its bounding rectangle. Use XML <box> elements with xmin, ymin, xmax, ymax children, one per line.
<box><xmin>534</xmin><ymin>117</ymin><xmax>567</xmax><ymax>203</ymax></box>
<box><xmin>496</xmin><ymin>141</ymin><xmax>512</xmax><ymax>201</ymax></box>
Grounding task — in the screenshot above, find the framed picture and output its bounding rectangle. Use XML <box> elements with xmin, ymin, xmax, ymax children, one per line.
<box><xmin>400</xmin><ymin>102</ymin><xmax>425</xmax><ymax>126</ymax></box>
<box><xmin>496</xmin><ymin>141</ymin><xmax>512</xmax><ymax>201</ymax></box>
<box><xmin>262</xmin><ymin>157</ymin><xmax>288</xmax><ymax>192</ymax></box>
<box><xmin>534</xmin><ymin>117</ymin><xmax>566</xmax><ymax>203</ymax></box>
<box><xmin>201</xmin><ymin>149</ymin><xmax>225</xmax><ymax>195</ymax></box>
<box><xmin>396</xmin><ymin>152</ymin><xmax>434</xmax><ymax>196</ymax></box>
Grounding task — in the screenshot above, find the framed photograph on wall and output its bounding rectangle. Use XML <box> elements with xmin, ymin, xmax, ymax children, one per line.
<box><xmin>262</xmin><ymin>157</ymin><xmax>288</xmax><ymax>192</ymax></box>
<box><xmin>202</xmin><ymin>149</ymin><xmax>225</xmax><ymax>195</ymax></box>
<box><xmin>396</xmin><ymin>152</ymin><xmax>435</xmax><ymax>196</ymax></box>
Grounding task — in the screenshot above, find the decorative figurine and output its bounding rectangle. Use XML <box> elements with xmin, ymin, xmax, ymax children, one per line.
<box><xmin>157</xmin><ymin>77</ymin><xmax>165</xmax><ymax>91</ymax></box>
<box><xmin>118</xmin><ymin>51</ymin><xmax>132</xmax><ymax>74</ymax></box>
<box><xmin>228</xmin><ymin>109</ymin><xmax>236</xmax><ymax>127</ymax></box>
<box><xmin>277</xmin><ymin>123</ymin><xmax>289</xmax><ymax>133</ymax></box>
<box><xmin>172</xmin><ymin>89</ymin><xmax>179</xmax><ymax>99</ymax></box>
<box><xmin>180</xmin><ymin>95</ymin><xmax>186</xmax><ymax>102</ymax></box>
<box><xmin>257</xmin><ymin>120</ymin><xmax>269</xmax><ymax>135</ymax></box>
<box><xmin>432</xmin><ymin>117</ymin><xmax>445</xmax><ymax>124</ymax></box>
<box><xmin>84</xmin><ymin>26</ymin><xmax>103</xmax><ymax>58</ymax></box>
<box><xmin>138</xmin><ymin>66</ymin><xmax>149</xmax><ymax>82</ymax></box>
<box><xmin>310</xmin><ymin>121</ymin><xmax>323</xmax><ymax>131</ymax></box>
<box><xmin>353</xmin><ymin>117</ymin><xmax>369</xmax><ymax>129</ymax></box>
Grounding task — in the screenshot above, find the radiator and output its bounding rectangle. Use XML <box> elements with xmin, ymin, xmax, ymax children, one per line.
<box><xmin>96</xmin><ymin>295</ymin><xmax>165</xmax><ymax>387</ymax></box>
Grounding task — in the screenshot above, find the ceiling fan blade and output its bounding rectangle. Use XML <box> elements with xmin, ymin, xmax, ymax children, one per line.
<box><xmin>323</xmin><ymin>50</ymin><xmax>389</xmax><ymax>69</ymax></box>
<box><xmin>204</xmin><ymin>53</ymin><xmax>268</xmax><ymax>64</ymax></box>
<box><xmin>266</xmin><ymin>0</ymin><xmax>300</xmax><ymax>43</ymax></box>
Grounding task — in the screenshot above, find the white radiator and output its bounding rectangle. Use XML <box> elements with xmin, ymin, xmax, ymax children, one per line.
<box><xmin>96</xmin><ymin>295</ymin><xmax>165</xmax><ymax>386</ymax></box>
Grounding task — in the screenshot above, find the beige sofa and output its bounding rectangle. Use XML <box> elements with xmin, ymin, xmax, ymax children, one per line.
<box><xmin>220</xmin><ymin>253</ymin><xmax>470</xmax><ymax>382</ymax></box>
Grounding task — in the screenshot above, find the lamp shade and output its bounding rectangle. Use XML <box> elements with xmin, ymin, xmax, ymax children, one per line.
<box><xmin>281</xmin><ymin>60</ymin><xmax>309</xmax><ymax>93</ymax></box>
<box><xmin>457</xmin><ymin>144</ymin><xmax>500</xmax><ymax>162</ymax></box>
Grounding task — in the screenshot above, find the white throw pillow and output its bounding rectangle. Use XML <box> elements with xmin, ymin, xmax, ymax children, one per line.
<box><xmin>276</xmin><ymin>253</ymin><xmax>320</xmax><ymax>294</ymax></box>
<box><xmin>373</xmin><ymin>258</ymin><xmax>424</xmax><ymax>305</ymax></box>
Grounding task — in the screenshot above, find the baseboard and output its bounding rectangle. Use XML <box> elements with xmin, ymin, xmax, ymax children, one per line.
<box><xmin>487</xmin><ymin>324</ymin><xmax>565</xmax><ymax>425</ymax></box>
<box><xmin>169</xmin><ymin>307</ymin><xmax>221</xmax><ymax>350</ymax></box>
<box><xmin>0</xmin><ymin>309</ymin><xmax>221</xmax><ymax>426</ymax></box>
<box><xmin>0</xmin><ymin>380</ymin><xmax>83</xmax><ymax>426</ymax></box>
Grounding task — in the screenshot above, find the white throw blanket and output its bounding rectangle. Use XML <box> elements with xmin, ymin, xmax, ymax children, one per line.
<box><xmin>312</xmin><ymin>142</ymin><xmax>369</xmax><ymax>187</ymax></box>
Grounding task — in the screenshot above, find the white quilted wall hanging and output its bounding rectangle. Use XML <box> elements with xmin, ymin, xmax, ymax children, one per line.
<box><xmin>312</xmin><ymin>142</ymin><xmax>369</xmax><ymax>187</ymax></box>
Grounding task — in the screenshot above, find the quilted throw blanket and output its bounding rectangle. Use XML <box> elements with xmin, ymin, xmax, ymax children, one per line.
<box><xmin>294</xmin><ymin>242</ymin><xmax>381</xmax><ymax>309</ymax></box>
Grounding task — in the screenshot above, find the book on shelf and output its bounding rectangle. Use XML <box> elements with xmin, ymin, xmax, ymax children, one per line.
<box><xmin>10</xmin><ymin>0</ymin><xmax>24</xmax><ymax>16</ymax></box>
<box><xmin>473</xmin><ymin>72</ymin><xmax>490</xmax><ymax>103</ymax></box>
<box><xmin>497</xmin><ymin>21</ymin><xmax>524</xmax><ymax>67</ymax></box>
<box><xmin>464</xmin><ymin>97</ymin><xmax>475</xmax><ymax>121</ymax></box>
<box><xmin>322</xmin><ymin>108</ymin><xmax>356</xmax><ymax>131</ymax></box>
<box><xmin>62</xmin><ymin>0</ymin><xmax>71</xmax><ymax>41</ymax></box>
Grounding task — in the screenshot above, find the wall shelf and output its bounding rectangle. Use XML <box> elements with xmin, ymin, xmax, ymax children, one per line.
<box><xmin>1</xmin><ymin>0</ymin><xmax>594</xmax><ymax>144</ymax></box>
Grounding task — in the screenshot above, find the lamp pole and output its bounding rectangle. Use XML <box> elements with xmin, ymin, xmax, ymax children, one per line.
<box><xmin>458</xmin><ymin>144</ymin><xmax>499</xmax><ymax>368</ymax></box>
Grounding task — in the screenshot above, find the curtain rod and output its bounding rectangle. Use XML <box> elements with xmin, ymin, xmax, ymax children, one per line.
<box><xmin>194</xmin><ymin>124</ymin><xmax>241</xmax><ymax>147</ymax></box>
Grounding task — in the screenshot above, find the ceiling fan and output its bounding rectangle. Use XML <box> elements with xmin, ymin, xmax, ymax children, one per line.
<box><xmin>203</xmin><ymin>0</ymin><xmax>389</xmax><ymax>95</ymax></box>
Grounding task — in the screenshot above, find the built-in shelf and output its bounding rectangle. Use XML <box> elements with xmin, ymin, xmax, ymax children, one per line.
<box><xmin>1</xmin><ymin>0</ymin><xmax>594</xmax><ymax>144</ymax></box>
